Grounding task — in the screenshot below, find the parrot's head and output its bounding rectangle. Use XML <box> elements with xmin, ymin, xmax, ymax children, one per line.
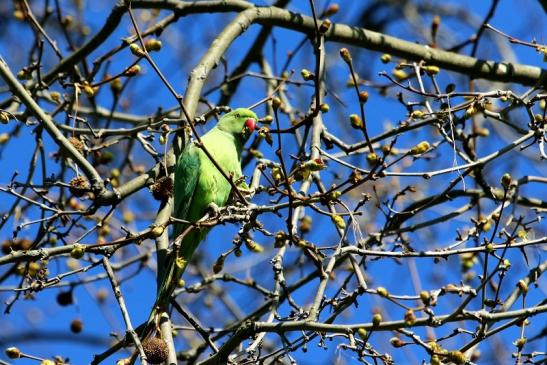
<box><xmin>217</xmin><ymin>108</ymin><xmax>257</xmax><ymax>141</ymax></box>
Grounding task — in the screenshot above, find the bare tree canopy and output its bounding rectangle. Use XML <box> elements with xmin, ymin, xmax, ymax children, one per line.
<box><xmin>0</xmin><ymin>0</ymin><xmax>546</xmax><ymax>364</ymax></box>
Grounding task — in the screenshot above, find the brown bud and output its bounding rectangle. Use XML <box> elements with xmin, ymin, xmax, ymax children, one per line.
<box><xmin>151</xmin><ymin>176</ymin><xmax>174</xmax><ymax>201</ymax></box>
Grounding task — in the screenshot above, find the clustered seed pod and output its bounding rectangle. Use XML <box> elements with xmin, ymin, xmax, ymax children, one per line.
<box><xmin>151</xmin><ymin>176</ymin><xmax>174</xmax><ymax>201</ymax></box>
<box><xmin>142</xmin><ymin>337</ymin><xmax>169</xmax><ymax>364</ymax></box>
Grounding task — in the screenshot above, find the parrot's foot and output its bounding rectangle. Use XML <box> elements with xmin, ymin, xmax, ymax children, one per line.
<box><xmin>206</xmin><ymin>202</ymin><xmax>220</xmax><ymax>218</ymax></box>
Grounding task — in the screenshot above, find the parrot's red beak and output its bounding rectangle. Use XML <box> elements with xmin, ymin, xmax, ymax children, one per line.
<box><xmin>244</xmin><ymin>118</ymin><xmax>256</xmax><ymax>133</ymax></box>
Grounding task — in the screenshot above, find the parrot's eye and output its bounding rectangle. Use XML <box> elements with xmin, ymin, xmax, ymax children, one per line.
<box><xmin>244</xmin><ymin>118</ymin><xmax>256</xmax><ymax>133</ymax></box>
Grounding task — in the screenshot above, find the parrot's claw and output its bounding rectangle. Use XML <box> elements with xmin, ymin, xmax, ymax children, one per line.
<box><xmin>206</xmin><ymin>202</ymin><xmax>220</xmax><ymax>219</ymax></box>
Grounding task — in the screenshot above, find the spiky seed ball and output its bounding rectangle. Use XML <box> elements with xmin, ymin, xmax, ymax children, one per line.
<box><xmin>68</xmin><ymin>137</ymin><xmax>85</xmax><ymax>153</ymax></box>
<box><xmin>70</xmin><ymin>318</ymin><xmax>83</xmax><ymax>333</ymax></box>
<box><xmin>142</xmin><ymin>337</ymin><xmax>169</xmax><ymax>364</ymax></box>
<box><xmin>69</xmin><ymin>176</ymin><xmax>90</xmax><ymax>197</ymax></box>
<box><xmin>151</xmin><ymin>176</ymin><xmax>173</xmax><ymax>201</ymax></box>
<box><xmin>56</xmin><ymin>290</ymin><xmax>73</xmax><ymax>306</ymax></box>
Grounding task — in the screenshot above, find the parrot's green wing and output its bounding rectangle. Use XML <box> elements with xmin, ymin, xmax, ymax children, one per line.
<box><xmin>173</xmin><ymin>143</ymin><xmax>200</xmax><ymax>238</ymax></box>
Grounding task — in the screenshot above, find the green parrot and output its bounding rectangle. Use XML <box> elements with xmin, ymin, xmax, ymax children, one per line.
<box><xmin>155</xmin><ymin>107</ymin><xmax>257</xmax><ymax>313</ymax></box>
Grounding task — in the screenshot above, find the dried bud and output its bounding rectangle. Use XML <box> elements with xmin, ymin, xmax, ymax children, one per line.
<box><xmin>50</xmin><ymin>91</ymin><xmax>61</xmax><ymax>103</ymax></box>
<box><xmin>339</xmin><ymin>48</ymin><xmax>352</xmax><ymax>63</ymax></box>
<box><xmin>142</xmin><ymin>337</ymin><xmax>169</xmax><ymax>364</ymax></box>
